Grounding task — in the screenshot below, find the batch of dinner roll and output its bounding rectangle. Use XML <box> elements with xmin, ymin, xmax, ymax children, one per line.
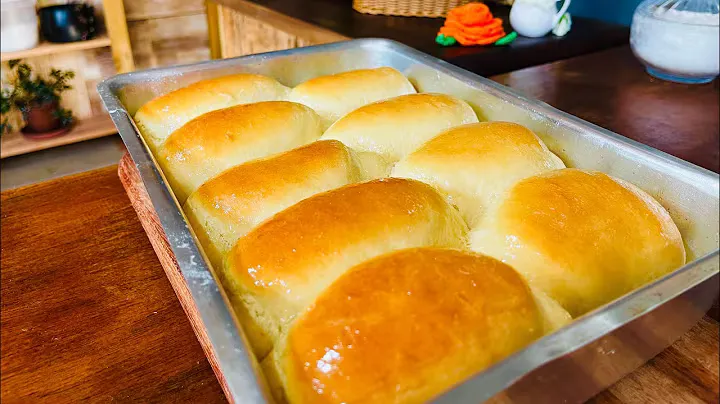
<box><xmin>134</xmin><ymin>67</ymin><xmax>686</xmax><ymax>403</ymax></box>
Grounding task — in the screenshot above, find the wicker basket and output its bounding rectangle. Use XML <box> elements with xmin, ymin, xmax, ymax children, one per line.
<box><xmin>353</xmin><ymin>0</ymin><xmax>474</xmax><ymax>17</ymax></box>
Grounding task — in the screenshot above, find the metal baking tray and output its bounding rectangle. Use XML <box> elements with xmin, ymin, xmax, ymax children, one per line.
<box><xmin>98</xmin><ymin>39</ymin><xmax>719</xmax><ymax>404</ymax></box>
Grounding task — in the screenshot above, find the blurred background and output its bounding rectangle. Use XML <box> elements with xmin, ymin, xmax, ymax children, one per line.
<box><xmin>571</xmin><ymin>0</ymin><xmax>644</xmax><ymax>25</ymax></box>
<box><xmin>0</xmin><ymin>0</ymin><xmax>683</xmax><ymax>189</ymax></box>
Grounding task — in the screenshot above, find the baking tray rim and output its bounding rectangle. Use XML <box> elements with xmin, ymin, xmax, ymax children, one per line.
<box><xmin>97</xmin><ymin>38</ymin><xmax>720</xmax><ymax>404</ymax></box>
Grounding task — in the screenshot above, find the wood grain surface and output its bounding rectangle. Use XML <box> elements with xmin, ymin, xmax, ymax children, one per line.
<box><xmin>492</xmin><ymin>46</ymin><xmax>719</xmax><ymax>173</ymax></box>
<box><xmin>0</xmin><ymin>166</ymin><xmax>224</xmax><ymax>403</ymax></box>
<box><xmin>123</xmin><ymin>0</ymin><xmax>210</xmax><ymax>70</ymax></box>
<box><xmin>592</xmin><ymin>316</ymin><xmax>719</xmax><ymax>403</ymax></box>
<box><xmin>128</xmin><ymin>13</ymin><xmax>211</xmax><ymax>70</ymax></box>
<box><xmin>216</xmin><ymin>3</ymin><xmax>331</xmax><ymax>58</ymax></box>
<box><xmin>2</xmin><ymin>47</ymin><xmax>719</xmax><ymax>402</ymax></box>
<box><xmin>116</xmin><ymin>154</ymin><xmax>236</xmax><ymax>403</ymax></box>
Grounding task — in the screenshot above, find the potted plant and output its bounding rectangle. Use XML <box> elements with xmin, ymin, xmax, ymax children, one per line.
<box><xmin>0</xmin><ymin>87</ymin><xmax>11</xmax><ymax>136</ymax></box>
<box><xmin>1</xmin><ymin>59</ymin><xmax>75</xmax><ymax>137</ymax></box>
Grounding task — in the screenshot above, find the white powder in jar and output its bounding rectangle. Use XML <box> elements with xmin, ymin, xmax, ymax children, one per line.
<box><xmin>0</xmin><ymin>23</ymin><xmax>39</xmax><ymax>53</ymax></box>
<box><xmin>631</xmin><ymin>8</ymin><xmax>720</xmax><ymax>78</ymax></box>
<box><xmin>0</xmin><ymin>0</ymin><xmax>39</xmax><ymax>53</ymax></box>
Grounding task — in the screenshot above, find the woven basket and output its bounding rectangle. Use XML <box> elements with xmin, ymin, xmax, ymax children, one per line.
<box><xmin>353</xmin><ymin>0</ymin><xmax>474</xmax><ymax>17</ymax></box>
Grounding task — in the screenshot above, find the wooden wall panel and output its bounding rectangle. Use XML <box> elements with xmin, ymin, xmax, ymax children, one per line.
<box><xmin>123</xmin><ymin>0</ymin><xmax>210</xmax><ymax>70</ymax></box>
<box><xmin>217</xmin><ymin>5</ymin><xmax>314</xmax><ymax>58</ymax></box>
<box><xmin>85</xmin><ymin>49</ymin><xmax>118</xmax><ymax>116</ymax></box>
<box><xmin>213</xmin><ymin>2</ymin><xmax>348</xmax><ymax>59</ymax></box>
<box><xmin>123</xmin><ymin>0</ymin><xmax>205</xmax><ymax>21</ymax></box>
<box><xmin>128</xmin><ymin>13</ymin><xmax>210</xmax><ymax>70</ymax></box>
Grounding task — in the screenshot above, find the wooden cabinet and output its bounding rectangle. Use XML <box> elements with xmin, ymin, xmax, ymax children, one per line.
<box><xmin>124</xmin><ymin>0</ymin><xmax>210</xmax><ymax>70</ymax></box>
<box><xmin>207</xmin><ymin>0</ymin><xmax>348</xmax><ymax>59</ymax></box>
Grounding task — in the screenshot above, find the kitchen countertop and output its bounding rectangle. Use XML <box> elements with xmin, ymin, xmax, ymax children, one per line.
<box><xmin>491</xmin><ymin>46</ymin><xmax>719</xmax><ymax>172</ymax></box>
<box><xmin>213</xmin><ymin>0</ymin><xmax>630</xmax><ymax>76</ymax></box>
<box><xmin>1</xmin><ymin>47</ymin><xmax>718</xmax><ymax>402</ymax></box>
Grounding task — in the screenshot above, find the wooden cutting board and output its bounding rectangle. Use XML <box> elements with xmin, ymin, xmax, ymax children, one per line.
<box><xmin>118</xmin><ymin>153</ymin><xmax>236</xmax><ymax>402</ymax></box>
<box><xmin>117</xmin><ymin>152</ymin><xmax>719</xmax><ymax>404</ymax></box>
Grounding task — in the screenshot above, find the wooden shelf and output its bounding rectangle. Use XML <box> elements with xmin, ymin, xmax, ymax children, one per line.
<box><xmin>1</xmin><ymin>35</ymin><xmax>112</xmax><ymax>62</ymax></box>
<box><xmin>1</xmin><ymin>114</ymin><xmax>117</xmax><ymax>159</ymax></box>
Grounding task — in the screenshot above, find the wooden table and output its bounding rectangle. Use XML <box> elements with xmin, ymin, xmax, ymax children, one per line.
<box><xmin>492</xmin><ymin>46</ymin><xmax>719</xmax><ymax>172</ymax></box>
<box><xmin>2</xmin><ymin>47</ymin><xmax>718</xmax><ymax>402</ymax></box>
<box><xmin>208</xmin><ymin>0</ymin><xmax>629</xmax><ymax>77</ymax></box>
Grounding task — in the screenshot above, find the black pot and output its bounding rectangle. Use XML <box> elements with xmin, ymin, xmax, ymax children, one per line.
<box><xmin>39</xmin><ymin>3</ymin><xmax>96</xmax><ymax>43</ymax></box>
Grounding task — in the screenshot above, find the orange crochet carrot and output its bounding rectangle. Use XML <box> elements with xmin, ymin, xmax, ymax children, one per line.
<box><xmin>444</xmin><ymin>18</ymin><xmax>504</xmax><ymax>36</ymax></box>
<box><xmin>447</xmin><ymin>3</ymin><xmax>492</xmax><ymax>26</ymax></box>
<box><xmin>437</xmin><ymin>2</ymin><xmax>506</xmax><ymax>46</ymax></box>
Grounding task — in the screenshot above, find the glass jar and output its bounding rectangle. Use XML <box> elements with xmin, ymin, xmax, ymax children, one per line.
<box><xmin>630</xmin><ymin>0</ymin><xmax>719</xmax><ymax>84</ymax></box>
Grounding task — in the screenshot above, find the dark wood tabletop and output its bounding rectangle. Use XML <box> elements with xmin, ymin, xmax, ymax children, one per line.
<box><xmin>492</xmin><ymin>46</ymin><xmax>719</xmax><ymax>172</ymax></box>
<box><xmin>2</xmin><ymin>47</ymin><xmax>718</xmax><ymax>402</ymax></box>
<box><xmin>215</xmin><ymin>0</ymin><xmax>629</xmax><ymax>76</ymax></box>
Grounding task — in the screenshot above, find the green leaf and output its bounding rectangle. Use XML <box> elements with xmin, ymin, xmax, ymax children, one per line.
<box><xmin>494</xmin><ymin>31</ymin><xmax>518</xmax><ymax>46</ymax></box>
<box><xmin>435</xmin><ymin>34</ymin><xmax>457</xmax><ymax>47</ymax></box>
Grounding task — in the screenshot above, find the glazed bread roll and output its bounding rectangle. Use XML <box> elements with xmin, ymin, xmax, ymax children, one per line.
<box><xmin>226</xmin><ymin>178</ymin><xmax>468</xmax><ymax>358</ymax></box>
<box><xmin>184</xmin><ymin>140</ymin><xmax>369</xmax><ymax>273</ymax></box>
<box><xmin>288</xmin><ymin>67</ymin><xmax>416</xmax><ymax>130</ymax></box>
<box><xmin>392</xmin><ymin>122</ymin><xmax>565</xmax><ymax>227</ymax></box>
<box><xmin>134</xmin><ymin>73</ymin><xmax>290</xmax><ymax>152</ymax></box>
<box><xmin>321</xmin><ymin>93</ymin><xmax>478</xmax><ymax>165</ymax></box>
<box><xmin>265</xmin><ymin>248</ymin><xmax>570</xmax><ymax>404</ymax></box>
<box><xmin>158</xmin><ymin>101</ymin><xmax>322</xmax><ymax>203</ymax></box>
<box><xmin>140</xmin><ymin>66</ymin><xmax>689</xmax><ymax>402</ymax></box>
<box><xmin>470</xmin><ymin>168</ymin><xmax>686</xmax><ymax>317</ymax></box>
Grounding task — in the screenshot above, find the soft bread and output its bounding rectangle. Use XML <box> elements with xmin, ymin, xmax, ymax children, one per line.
<box><xmin>470</xmin><ymin>168</ymin><xmax>686</xmax><ymax>317</ymax></box>
<box><xmin>266</xmin><ymin>248</ymin><xmax>569</xmax><ymax>404</ymax></box>
<box><xmin>158</xmin><ymin>101</ymin><xmax>322</xmax><ymax>203</ymax></box>
<box><xmin>184</xmin><ymin>140</ymin><xmax>369</xmax><ymax>273</ymax></box>
<box><xmin>392</xmin><ymin>122</ymin><xmax>565</xmax><ymax>227</ymax></box>
<box><xmin>288</xmin><ymin>67</ymin><xmax>416</xmax><ymax>130</ymax></box>
<box><xmin>134</xmin><ymin>73</ymin><xmax>290</xmax><ymax>152</ymax></box>
<box><xmin>144</xmin><ymin>67</ymin><xmax>689</xmax><ymax>402</ymax></box>
<box><xmin>321</xmin><ymin>93</ymin><xmax>478</xmax><ymax>165</ymax></box>
<box><xmin>226</xmin><ymin>178</ymin><xmax>468</xmax><ymax>358</ymax></box>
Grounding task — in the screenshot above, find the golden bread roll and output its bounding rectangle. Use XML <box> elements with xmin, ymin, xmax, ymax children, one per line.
<box><xmin>226</xmin><ymin>178</ymin><xmax>468</xmax><ymax>358</ymax></box>
<box><xmin>392</xmin><ymin>122</ymin><xmax>565</xmax><ymax>227</ymax></box>
<box><xmin>288</xmin><ymin>67</ymin><xmax>416</xmax><ymax>130</ymax></box>
<box><xmin>158</xmin><ymin>101</ymin><xmax>322</xmax><ymax>203</ymax></box>
<box><xmin>134</xmin><ymin>73</ymin><xmax>290</xmax><ymax>152</ymax></box>
<box><xmin>265</xmin><ymin>248</ymin><xmax>570</xmax><ymax>404</ymax></box>
<box><xmin>321</xmin><ymin>93</ymin><xmax>478</xmax><ymax>165</ymax></box>
<box><xmin>184</xmin><ymin>140</ymin><xmax>368</xmax><ymax>273</ymax></box>
<box><xmin>470</xmin><ymin>168</ymin><xmax>686</xmax><ymax>317</ymax></box>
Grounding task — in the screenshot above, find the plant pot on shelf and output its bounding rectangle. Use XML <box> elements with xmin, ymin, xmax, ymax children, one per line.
<box><xmin>21</xmin><ymin>101</ymin><xmax>72</xmax><ymax>139</ymax></box>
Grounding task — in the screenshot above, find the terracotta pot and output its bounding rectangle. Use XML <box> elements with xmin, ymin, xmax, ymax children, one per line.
<box><xmin>23</xmin><ymin>101</ymin><xmax>62</xmax><ymax>133</ymax></box>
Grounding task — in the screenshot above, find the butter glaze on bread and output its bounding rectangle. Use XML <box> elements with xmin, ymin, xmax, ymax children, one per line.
<box><xmin>158</xmin><ymin>101</ymin><xmax>322</xmax><ymax>203</ymax></box>
<box><xmin>143</xmin><ymin>68</ymin><xmax>689</xmax><ymax>402</ymax></box>
<box><xmin>184</xmin><ymin>140</ymin><xmax>368</xmax><ymax>274</ymax></box>
<box><xmin>226</xmin><ymin>178</ymin><xmax>468</xmax><ymax>358</ymax></box>
<box><xmin>288</xmin><ymin>67</ymin><xmax>416</xmax><ymax>130</ymax></box>
<box><xmin>266</xmin><ymin>248</ymin><xmax>569</xmax><ymax>404</ymax></box>
<box><xmin>321</xmin><ymin>93</ymin><xmax>478</xmax><ymax>164</ymax></box>
<box><xmin>134</xmin><ymin>73</ymin><xmax>290</xmax><ymax>152</ymax></box>
<box><xmin>392</xmin><ymin>122</ymin><xmax>565</xmax><ymax>227</ymax></box>
<box><xmin>470</xmin><ymin>168</ymin><xmax>686</xmax><ymax>317</ymax></box>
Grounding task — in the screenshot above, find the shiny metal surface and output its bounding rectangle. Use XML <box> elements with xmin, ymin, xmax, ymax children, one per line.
<box><xmin>98</xmin><ymin>39</ymin><xmax>719</xmax><ymax>404</ymax></box>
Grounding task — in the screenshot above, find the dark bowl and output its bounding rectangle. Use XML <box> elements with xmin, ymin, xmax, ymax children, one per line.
<box><xmin>39</xmin><ymin>3</ymin><xmax>97</xmax><ymax>43</ymax></box>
